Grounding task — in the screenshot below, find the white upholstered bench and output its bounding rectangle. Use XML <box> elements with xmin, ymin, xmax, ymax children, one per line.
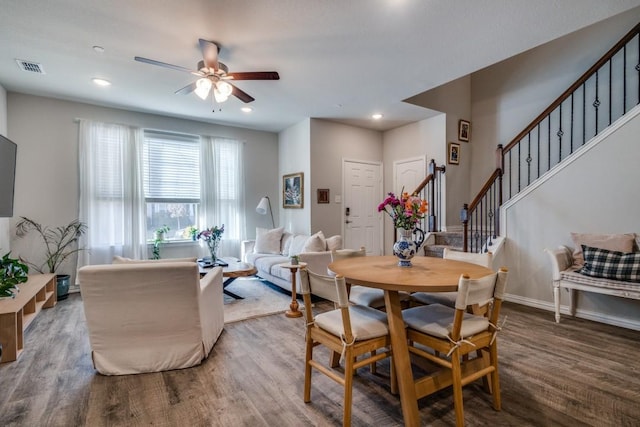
<box><xmin>545</xmin><ymin>245</ymin><xmax>640</xmax><ymax>323</ymax></box>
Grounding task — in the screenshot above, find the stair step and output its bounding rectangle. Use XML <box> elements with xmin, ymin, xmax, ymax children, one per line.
<box><xmin>423</xmin><ymin>244</ymin><xmax>463</xmax><ymax>258</ymax></box>
<box><xmin>433</xmin><ymin>231</ymin><xmax>463</xmax><ymax>247</ymax></box>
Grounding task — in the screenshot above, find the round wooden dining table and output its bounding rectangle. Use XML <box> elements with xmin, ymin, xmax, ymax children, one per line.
<box><xmin>328</xmin><ymin>255</ymin><xmax>494</xmax><ymax>427</ymax></box>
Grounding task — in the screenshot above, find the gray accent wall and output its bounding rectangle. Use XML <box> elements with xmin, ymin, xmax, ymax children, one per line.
<box><xmin>0</xmin><ymin>84</ymin><xmax>8</xmax><ymax>252</ymax></box>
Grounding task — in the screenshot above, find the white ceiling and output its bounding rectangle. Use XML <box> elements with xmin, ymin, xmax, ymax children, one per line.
<box><xmin>1</xmin><ymin>0</ymin><xmax>640</xmax><ymax>133</ymax></box>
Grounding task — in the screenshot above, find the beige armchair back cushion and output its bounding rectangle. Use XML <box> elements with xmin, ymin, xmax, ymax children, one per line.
<box><xmin>79</xmin><ymin>262</ymin><xmax>224</xmax><ymax>375</ymax></box>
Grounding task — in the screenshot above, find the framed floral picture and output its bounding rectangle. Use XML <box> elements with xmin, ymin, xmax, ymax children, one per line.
<box><xmin>283</xmin><ymin>172</ymin><xmax>304</xmax><ymax>208</ymax></box>
<box><xmin>448</xmin><ymin>142</ymin><xmax>460</xmax><ymax>165</ymax></box>
<box><xmin>458</xmin><ymin>119</ymin><xmax>471</xmax><ymax>142</ymax></box>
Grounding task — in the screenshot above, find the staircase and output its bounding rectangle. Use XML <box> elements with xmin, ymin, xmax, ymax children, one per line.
<box><xmin>423</xmin><ymin>232</ymin><xmax>463</xmax><ymax>258</ymax></box>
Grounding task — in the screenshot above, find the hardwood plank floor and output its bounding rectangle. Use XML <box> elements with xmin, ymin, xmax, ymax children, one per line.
<box><xmin>1</xmin><ymin>293</ymin><xmax>639</xmax><ymax>426</ymax></box>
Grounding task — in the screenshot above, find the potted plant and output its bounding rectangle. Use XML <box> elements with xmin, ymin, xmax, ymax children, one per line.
<box><xmin>154</xmin><ymin>225</ymin><xmax>170</xmax><ymax>242</ymax></box>
<box><xmin>0</xmin><ymin>252</ymin><xmax>29</xmax><ymax>298</ymax></box>
<box><xmin>15</xmin><ymin>217</ymin><xmax>87</xmax><ymax>300</ymax></box>
<box><xmin>184</xmin><ymin>225</ymin><xmax>199</xmax><ymax>241</ymax></box>
<box><xmin>290</xmin><ymin>255</ymin><xmax>300</xmax><ymax>265</ymax></box>
<box><xmin>152</xmin><ymin>225</ymin><xmax>170</xmax><ymax>259</ymax></box>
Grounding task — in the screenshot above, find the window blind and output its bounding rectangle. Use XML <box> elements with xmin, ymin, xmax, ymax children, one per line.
<box><xmin>143</xmin><ymin>130</ymin><xmax>200</xmax><ymax>202</ymax></box>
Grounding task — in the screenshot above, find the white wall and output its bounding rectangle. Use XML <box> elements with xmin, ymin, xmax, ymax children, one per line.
<box><xmin>278</xmin><ymin>119</ymin><xmax>311</xmax><ymax>234</ymax></box>
<box><xmin>404</xmin><ymin>76</ymin><xmax>472</xmax><ymax>229</ymax></box>
<box><xmin>0</xmin><ymin>84</ymin><xmax>9</xmax><ymax>253</ymax></box>
<box><xmin>381</xmin><ymin>115</ymin><xmax>446</xmax><ymax>252</ymax></box>
<box><xmin>7</xmin><ymin>93</ymin><xmax>278</xmax><ymax>279</ymax></box>
<box><xmin>502</xmin><ymin>107</ymin><xmax>640</xmax><ymax>329</ymax></box>
<box><xmin>310</xmin><ymin>119</ymin><xmax>383</xmax><ymax>238</ymax></box>
<box><xmin>470</xmin><ymin>8</ymin><xmax>640</xmax><ymax>194</ymax></box>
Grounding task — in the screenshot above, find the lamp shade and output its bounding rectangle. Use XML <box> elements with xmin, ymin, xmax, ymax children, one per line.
<box><xmin>256</xmin><ymin>196</ymin><xmax>275</xmax><ymax>228</ymax></box>
<box><xmin>256</xmin><ymin>197</ymin><xmax>270</xmax><ymax>215</ymax></box>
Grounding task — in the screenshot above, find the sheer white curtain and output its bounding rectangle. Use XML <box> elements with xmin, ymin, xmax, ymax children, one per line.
<box><xmin>200</xmin><ymin>137</ymin><xmax>245</xmax><ymax>258</ymax></box>
<box><xmin>77</xmin><ymin>120</ymin><xmax>146</xmax><ymax>269</ymax></box>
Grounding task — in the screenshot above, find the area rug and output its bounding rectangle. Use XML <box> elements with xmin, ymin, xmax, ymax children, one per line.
<box><xmin>223</xmin><ymin>277</ymin><xmax>294</xmax><ymax>323</ymax></box>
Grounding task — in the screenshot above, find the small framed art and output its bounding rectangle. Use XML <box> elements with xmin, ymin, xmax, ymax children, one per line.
<box><xmin>458</xmin><ymin>119</ymin><xmax>471</xmax><ymax>142</ymax></box>
<box><xmin>283</xmin><ymin>172</ymin><xmax>304</xmax><ymax>208</ymax></box>
<box><xmin>317</xmin><ymin>188</ymin><xmax>329</xmax><ymax>204</ymax></box>
<box><xmin>448</xmin><ymin>142</ymin><xmax>460</xmax><ymax>165</ymax></box>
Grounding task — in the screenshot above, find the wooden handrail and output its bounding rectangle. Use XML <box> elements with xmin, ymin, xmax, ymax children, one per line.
<box><xmin>468</xmin><ymin>168</ymin><xmax>501</xmax><ymax>212</ymax></box>
<box><xmin>503</xmin><ymin>21</ymin><xmax>640</xmax><ymax>154</ymax></box>
<box><xmin>411</xmin><ymin>173</ymin><xmax>434</xmax><ymax>196</ymax></box>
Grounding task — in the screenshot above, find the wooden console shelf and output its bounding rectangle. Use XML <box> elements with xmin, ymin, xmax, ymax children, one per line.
<box><xmin>0</xmin><ymin>273</ymin><xmax>56</xmax><ymax>362</ymax></box>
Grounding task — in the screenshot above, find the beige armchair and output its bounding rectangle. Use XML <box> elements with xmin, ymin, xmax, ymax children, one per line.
<box><xmin>78</xmin><ymin>261</ymin><xmax>224</xmax><ymax>375</ymax></box>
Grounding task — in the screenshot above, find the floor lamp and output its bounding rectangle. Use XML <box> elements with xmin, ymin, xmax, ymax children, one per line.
<box><xmin>256</xmin><ymin>196</ymin><xmax>275</xmax><ymax>229</ymax></box>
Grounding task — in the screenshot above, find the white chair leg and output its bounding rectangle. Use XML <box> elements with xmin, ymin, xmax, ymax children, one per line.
<box><xmin>553</xmin><ymin>284</ymin><xmax>561</xmax><ymax>323</ymax></box>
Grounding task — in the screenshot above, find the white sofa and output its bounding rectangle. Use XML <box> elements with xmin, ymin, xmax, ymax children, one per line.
<box><xmin>78</xmin><ymin>259</ymin><xmax>224</xmax><ymax>375</ymax></box>
<box><xmin>241</xmin><ymin>228</ymin><xmax>342</xmax><ymax>293</ymax></box>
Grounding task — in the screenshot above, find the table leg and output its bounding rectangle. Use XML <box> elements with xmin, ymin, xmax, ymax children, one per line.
<box><xmin>222</xmin><ymin>277</ymin><xmax>244</xmax><ymax>300</ymax></box>
<box><xmin>384</xmin><ymin>290</ymin><xmax>420</xmax><ymax>427</ymax></box>
<box><xmin>286</xmin><ymin>267</ymin><xmax>303</xmax><ymax>318</ymax></box>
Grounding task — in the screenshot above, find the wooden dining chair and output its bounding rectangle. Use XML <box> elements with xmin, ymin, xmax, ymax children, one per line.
<box><xmin>299</xmin><ymin>268</ymin><xmax>396</xmax><ymax>427</ymax></box>
<box><xmin>402</xmin><ymin>267</ymin><xmax>508</xmax><ymax>427</ymax></box>
<box><xmin>410</xmin><ymin>248</ymin><xmax>493</xmax><ymax>308</ymax></box>
<box><xmin>331</xmin><ymin>247</ymin><xmax>410</xmax><ymax>310</ymax></box>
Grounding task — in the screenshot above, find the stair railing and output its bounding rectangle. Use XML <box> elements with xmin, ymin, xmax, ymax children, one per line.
<box><xmin>462</xmin><ymin>21</ymin><xmax>640</xmax><ymax>253</ymax></box>
<box><xmin>412</xmin><ymin>159</ymin><xmax>446</xmax><ymax>232</ymax></box>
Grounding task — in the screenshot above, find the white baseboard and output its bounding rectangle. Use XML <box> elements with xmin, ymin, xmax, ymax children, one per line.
<box><xmin>504</xmin><ymin>293</ymin><xmax>640</xmax><ymax>331</ymax></box>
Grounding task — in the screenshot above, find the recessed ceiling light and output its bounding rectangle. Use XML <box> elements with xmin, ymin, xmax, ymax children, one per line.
<box><xmin>93</xmin><ymin>46</ymin><xmax>105</xmax><ymax>53</ymax></box>
<box><xmin>92</xmin><ymin>78</ymin><xmax>111</xmax><ymax>86</ymax></box>
<box><xmin>241</xmin><ymin>107</ymin><xmax>253</xmax><ymax>113</ymax></box>
<box><xmin>372</xmin><ymin>113</ymin><xmax>383</xmax><ymax>120</ymax></box>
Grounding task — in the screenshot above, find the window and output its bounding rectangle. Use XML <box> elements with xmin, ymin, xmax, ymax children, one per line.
<box><xmin>143</xmin><ymin>130</ymin><xmax>200</xmax><ymax>240</ymax></box>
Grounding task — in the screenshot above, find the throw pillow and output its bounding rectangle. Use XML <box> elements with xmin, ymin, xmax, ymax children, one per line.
<box><xmin>254</xmin><ymin>227</ymin><xmax>284</xmax><ymax>254</ymax></box>
<box><xmin>288</xmin><ymin>234</ymin><xmax>310</xmax><ymax>257</ymax></box>
<box><xmin>325</xmin><ymin>235</ymin><xmax>343</xmax><ymax>251</ymax></box>
<box><xmin>570</xmin><ymin>232</ymin><xmax>635</xmax><ymax>268</ymax></box>
<box><xmin>579</xmin><ymin>245</ymin><xmax>640</xmax><ymax>282</ymax></box>
<box><xmin>302</xmin><ymin>231</ymin><xmax>327</xmax><ymax>253</ymax></box>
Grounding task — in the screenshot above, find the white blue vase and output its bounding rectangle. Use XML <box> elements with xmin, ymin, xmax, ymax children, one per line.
<box><xmin>393</xmin><ymin>228</ymin><xmax>425</xmax><ymax>267</ymax></box>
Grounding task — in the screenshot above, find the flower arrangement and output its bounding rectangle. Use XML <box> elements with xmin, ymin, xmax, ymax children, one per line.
<box><xmin>198</xmin><ymin>224</ymin><xmax>224</xmax><ymax>261</ymax></box>
<box><xmin>378</xmin><ymin>190</ymin><xmax>428</xmax><ymax>230</ymax></box>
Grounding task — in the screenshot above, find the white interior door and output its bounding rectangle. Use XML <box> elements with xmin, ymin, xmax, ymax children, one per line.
<box><xmin>343</xmin><ymin>160</ymin><xmax>382</xmax><ymax>255</ymax></box>
<box><xmin>394</xmin><ymin>156</ymin><xmax>426</xmax><ymax>196</ymax></box>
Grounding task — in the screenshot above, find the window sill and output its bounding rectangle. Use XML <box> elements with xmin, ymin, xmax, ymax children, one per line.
<box><xmin>147</xmin><ymin>239</ymin><xmax>200</xmax><ymax>247</ymax></box>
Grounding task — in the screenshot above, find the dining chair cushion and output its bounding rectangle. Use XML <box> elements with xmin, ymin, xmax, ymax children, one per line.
<box><xmin>402</xmin><ymin>304</ymin><xmax>489</xmax><ymax>339</ymax></box>
<box><xmin>315</xmin><ymin>305</ymin><xmax>389</xmax><ymax>341</ymax></box>
<box><xmin>349</xmin><ymin>286</ymin><xmax>410</xmax><ymax>308</ymax></box>
<box><xmin>410</xmin><ymin>291</ymin><xmax>457</xmax><ymax>306</ymax></box>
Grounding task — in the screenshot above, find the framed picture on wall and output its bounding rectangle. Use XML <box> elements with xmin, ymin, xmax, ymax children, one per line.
<box><xmin>458</xmin><ymin>119</ymin><xmax>471</xmax><ymax>142</ymax></box>
<box><xmin>283</xmin><ymin>172</ymin><xmax>304</xmax><ymax>208</ymax></box>
<box><xmin>448</xmin><ymin>142</ymin><xmax>460</xmax><ymax>165</ymax></box>
<box><xmin>317</xmin><ymin>188</ymin><xmax>329</xmax><ymax>204</ymax></box>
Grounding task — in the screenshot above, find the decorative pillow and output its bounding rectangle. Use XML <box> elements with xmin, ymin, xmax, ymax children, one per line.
<box><xmin>325</xmin><ymin>235</ymin><xmax>343</xmax><ymax>251</ymax></box>
<box><xmin>254</xmin><ymin>227</ymin><xmax>284</xmax><ymax>254</ymax></box>
<box><xmin>579</xmin><ymin>245</ymin><xmax>640</xmax><ymax>282</ymax></box>
<box><xmin>281</xmin><ymin>231</ymin><xmax>294</xmax><ymax>255</ymax></box>
<box><xmin>288</xmin><ymin>234</ymin><xmax>310</xmax><ymax>256</ymax></box>
<box><xmin>570</xmin><ymin>232</ymin><xmax>635</xmax><ymax>268</ymax></box>
<box><xmin>302</xmin><ymin>231</ymin><xmax>326</xmax><ymax>253</ymax></box>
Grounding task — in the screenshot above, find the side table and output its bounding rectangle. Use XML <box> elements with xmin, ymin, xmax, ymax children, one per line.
<box><xmin>279</xmin><ymin>262</ymin><xmax>307</xmax><ymax>318</ymax></box>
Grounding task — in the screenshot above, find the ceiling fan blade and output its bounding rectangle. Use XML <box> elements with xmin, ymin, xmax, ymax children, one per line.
<box><xmin>230</xmin><ymin>84</ymin><xmax>255</xmax><ymax>103</ymax></box>
<box><xmin>227</xmin><ymin>71</ymin><xmax>280</xmax><ymax>80</ymax></box>
<box><xmin>135</xmin><ymin>56</ymin><xmax>202</xmax><ymax>76</ymax></box>
<box><xmin>199</xmin><ymin>39</ymin><xmax>220</xmax><ymax>70</ymax></box>
<box><xmin>175</xmin><ymin>82</ymin><xmax>197</xmax><ymax>95</ymax></box>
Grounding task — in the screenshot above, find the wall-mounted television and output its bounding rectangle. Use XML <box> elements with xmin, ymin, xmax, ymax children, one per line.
<box><xmin>0</xmin><ymin>134</ymin><xmax>17</xmax><ymax>218</ymax></box>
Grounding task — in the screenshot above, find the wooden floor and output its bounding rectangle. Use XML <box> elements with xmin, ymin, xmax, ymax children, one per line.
<box><xmin>1</xmin><ymin>293</ymin><xmax>639</xmax><ymax>426</ymax></box>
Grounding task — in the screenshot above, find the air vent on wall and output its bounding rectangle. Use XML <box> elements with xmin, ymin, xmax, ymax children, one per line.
<box><xmin>15</xmin><ymin>59</ymin><xmax>45</xmax><ymax>74</ymax></box>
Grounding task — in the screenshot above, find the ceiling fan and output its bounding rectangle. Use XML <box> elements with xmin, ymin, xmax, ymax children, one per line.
<box><xmin>134</xmin><ymin>39</ymin><xmax>279</xmax><ymax>105</ymax></box>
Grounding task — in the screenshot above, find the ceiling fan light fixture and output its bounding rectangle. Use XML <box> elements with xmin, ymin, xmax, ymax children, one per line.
<box><xmin>213</xmin><ymin>81</ymin><xmax>233</xmax><ymax>103</ymax></box>
<box><xmin>195</xmin><ymin>78</ymin><xmax>212</xmax><ymax>100</ymax></box>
